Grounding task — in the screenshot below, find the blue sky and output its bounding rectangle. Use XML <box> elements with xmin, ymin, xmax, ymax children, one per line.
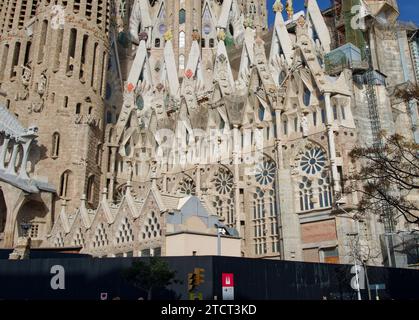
<box><xmin>267</xmin><ymin>0</ymin><xmax>419</xmax><ymax>25</ymax></box>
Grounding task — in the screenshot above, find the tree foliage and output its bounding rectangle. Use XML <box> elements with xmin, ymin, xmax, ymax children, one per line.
<box><xmin>394</xmin><ymin>83</ymin><xmax>419</xmax><ymax>102</ymax></box>
<box><xmin>346</xmin><ymin>133</ymin><xmax>419</xmax><ymax>224</ymax></box>
<box><xmin>123</xmin><ymin>257</ymin><xmax>179</xmax><ymax>300</ymax></box>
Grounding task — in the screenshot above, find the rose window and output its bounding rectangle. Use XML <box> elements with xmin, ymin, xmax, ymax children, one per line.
<box><xmin>215</xmin><ymin>169</ymin><xmax>234</xmax><ymax>195</ymax></box>
<box><xmin>300</xmin><ymin>147</ymin><xmax>326</xmax><ymax>175</ymax></box>
<box><xmin>255</xmin><ymin>159</ymin><xmax>276</xmax><ymax>185</ymax></box>
<box><xmin>179</xmin><ymin>178</ymin><xmax>196</xmax><ymax>195</ymax></box>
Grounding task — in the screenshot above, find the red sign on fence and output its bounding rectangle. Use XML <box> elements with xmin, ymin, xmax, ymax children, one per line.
<box><xmin>222</xmin><ymin>273</ymin><xmax>234</xmax><ymax>287</ymax></box>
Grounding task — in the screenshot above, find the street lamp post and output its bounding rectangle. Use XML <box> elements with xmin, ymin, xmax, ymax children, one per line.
<box><xmin>384</xmin><ymin>232</ymin><xmax>393</xmax><ymax>267</ymax></box>
<box><xmin>335</xmin><ymin>203</ymin><xmax>362</xmax><ymax>300</ymax></box>
<box><xmin>215</xmin><ymin>223</ymin><xmax>223</xmax><ymax>256</ymax></box>
<box><xmin>347</xmin><ymin>231</ymin><xmax>362</xmax><ymax>301</ymax></box>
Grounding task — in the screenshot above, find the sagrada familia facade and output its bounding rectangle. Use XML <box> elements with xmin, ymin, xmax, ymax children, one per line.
<box><xmin>0</xmin><ymin>0</ymin><xmax>417</xmax><ymax>264</ymax></box>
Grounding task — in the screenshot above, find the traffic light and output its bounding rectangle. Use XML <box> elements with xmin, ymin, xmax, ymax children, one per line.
<box><xmin>187</xmin><ymin>272</ymin><xmax>196</xmax><ymax>292</ymax></box>
<box><xmin>194</xmin><ymin>268</ymin><xmax>205</xmax><ymax>285</ymax></box>
<box><xmin>188</xmin><ymin>268</ymin><xmax>205</xmax><ymax>292</ymax></box>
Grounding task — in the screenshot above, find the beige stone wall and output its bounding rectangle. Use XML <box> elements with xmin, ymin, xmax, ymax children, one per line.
<box><xmin>165</xmin><ymin>233</ymin><xmax>241</xmax><ymax>257</ymax></box>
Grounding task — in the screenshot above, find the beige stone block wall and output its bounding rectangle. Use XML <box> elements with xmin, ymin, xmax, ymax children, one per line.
<box><xmin>165</xmin><ymin>233</ymin><xmax>241</xmax><ymax>257</ymax></box>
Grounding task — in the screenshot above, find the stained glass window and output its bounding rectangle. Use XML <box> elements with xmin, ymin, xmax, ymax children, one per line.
<box><xmin>179</xmin><ymin>9</ymin><xmax>186</xmax><ymax>24</ymax></box>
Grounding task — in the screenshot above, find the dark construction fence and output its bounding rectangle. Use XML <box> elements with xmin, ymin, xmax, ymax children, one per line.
<box><xmin>0</xmin><ymin>255</ymin><xmax>419</xmax><ymax>300</ymax></box>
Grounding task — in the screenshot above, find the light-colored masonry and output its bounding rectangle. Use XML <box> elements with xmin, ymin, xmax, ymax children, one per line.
<box><xmin>0</xmin><ymin>0</ymin><xmax>417</xmax><ymax>265</ymax></box>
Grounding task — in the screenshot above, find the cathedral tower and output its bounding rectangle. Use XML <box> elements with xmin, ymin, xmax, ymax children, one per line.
<box><xmin>239</xmin><ymin>0</ymin><xmax>268</xmax><ymax>31</ymax></box>
<box><xmin>0</xmin><ymin>0</ymin><xmax>115</xmax><ymax>213</ymax></box>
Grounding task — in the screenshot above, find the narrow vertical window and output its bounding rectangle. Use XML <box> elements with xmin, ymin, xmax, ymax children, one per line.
<box><xmin>106</xmin><ymin>111</ymin><xmax>112</xmax><ymax>123</ymax></box>
<box><xmin>24</xmin><ymin>41</ymin><xmax>31</xmax><ymax>66</ymax></box>
<box><xmin>258</xmin><ymin>105</ymin><xmax>265</xmax><ymax>122</ymax></box>
<box><xmin>54</xmin><ymin>28</ymin><xmax>64</xmax><ymax>71</ymax></box>
<box><xmin>67</xmin><ymin>28</ymin><xmax>77</xmax><ymax>75</ymax></box>
<box><xmin>37</xmin><ymin>20</ymin><xmax>48</xmax><ymax>63</ymax></box>
<box><xmin>80</xmin><ymin>34</ymin><xmax>88</xmax><ymax>80</ymax></box>
<box><xmin>87</xmin><ymin>175</ymin><xmax>95</xmax><ymax>204</ymax></box>
<box><xmin>179</xmin><ymin>54</ymin><xmax>185</xmax><ymax>70</ymax></box>
<box><xmin>91</xmin><ymin>43</ymin><xmax>98</xmax><ymax>87</ymax></box>
<box><xmin>60</xmin><ymin>171</ymin><xmax>71</xmax><ymax>198</ymax></box>
<box><xmin>100</xmin><ymin>52</ymin><xmax>107</xmax><ymax>97</ymax></box>
<box><xmin>179</xmin><ymin>31</ymin><xmax>185</xmax><ymax>48</ymax></box>
<box><xmin>96</xmin><ymin>144</ymin><xmax>102</xmax><ymax>167</ymax></box>
<box><xmin>179</xmin><ymin>9</ymin><xmax>186</xmax><ymax>24</ymax></box>
<box><xmin>0</xmin><ymin>44</ymin><xmax>9</xmax><ymax>80</ymax></box>
<box><xmin>283</xmin><ymin>120</ymin><xmax>288</xmax><ymax>135</ymax></box>
<box><xmin>341</xmin><ymin>106</ymin><xmax>346</xmax><ymax>120</ymax></box>
<box><xmin>303</xmin><ymin>86</ymin><xmax>311</xmax><ymax>106</ymax></box>
<box><xmin>11</xmin><ymin>42</ymin><xmax>21</xmax><ymax>78</ymax></box>
<box><xmin>52</xmin><ymin>132</ymin><xmax>60</xmax><ymax>158</ymax></box>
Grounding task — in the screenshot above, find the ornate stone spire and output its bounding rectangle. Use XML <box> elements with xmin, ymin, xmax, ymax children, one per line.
<box><xmin>286</xmin><ymin>0</ymin><xmax>294</xmax><ymax>20</ymax></box>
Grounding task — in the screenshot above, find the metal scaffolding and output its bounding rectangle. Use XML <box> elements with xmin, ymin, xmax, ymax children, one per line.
<box><xmin>364</xmin><ymin>45</ymin><xmax>382</xmax><ymax>148</ymax></box>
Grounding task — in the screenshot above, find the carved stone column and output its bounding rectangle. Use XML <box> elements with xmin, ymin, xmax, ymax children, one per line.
<box><xmin>195</xmin><ymin>164</ymin><xmax>201</xmax><ymax>197</ymax></box>
<box><xmin>233</xmin><ymin>125</ymin><xmax>241</xmax><ymax>236</ymax></box>
<box><xmin>324</xmin><ymin>92</ymin><xmax>340</xmax><ymax>194</ymax></box>
<box><xmin>0</xmin><ymin>137</ymin><xmax>10</xmax><ymax>170</ymax></box>
<box><xmin>18</xmin><ymin>139</ymin><xmax>33</xmax><ymax>180</ymax></box>
<box><xmin>5</xmin><ymin>141</ymin><xmax>19</xmax><ymax>175</ymax></box>
<box><xmin>108</xmin><ymin>146</ymin><xmax>117</xmax><ymax>199</ymax></box>
<box><xmin>274</xmin><ymin>108</ymin><xmax>286</xmax><ymax>259</ymax></box>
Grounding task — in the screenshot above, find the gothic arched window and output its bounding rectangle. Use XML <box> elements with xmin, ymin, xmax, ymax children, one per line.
<box><xmin>299</xmin><ymin>176</ymin><xmax>314</xmax><ymax>211</ymax></box>
<box><xmin>59</xmin><ymin>170</ymin><xmax>72</xmax><ymax>198</ymax></box>
<box><xmin>179</xmin><ymin>31</ymin><xmax>185</xmax><ymax>48</ymax></box>
<box><xmin>52</xmin><ymin>132</ymin><xmax>60</xmax><ymax>158</ymax></box>
<box><xmin>298</xmin><ymin>145</ymin><xmax>332</xmax><ymax>212</ymax></box>
<box><xmin>179</xmin><ymin>9</ymin><xmax>186</xmax><ymax>24</ymax></box>
<box><xmin>87</xmin><ymin>175</ymin><xmax>95</xmax><ymax>204</ymax></box>
<box><xmin>303</xmin><ymin>85</ymin><xmax>311</xmax><ymax>106</ymax></box>
<box><xmin>212</xmin><ymin>167</ymin><xmax>235</xmax><ymax>227</ymax></box>
<box><xmin>252</xmin><ymin>156</ymin><xmax>279</xmax><ymax>257</ymax></box>
<box><xmin>318</xmin><ymin>171</ymin><xmax>333</xmax><ymax>208</ymax></box>
<box><xmin>258</xmin><ymin>105</ymin><xmax>265</xmax><ymax>122</ymax></box>
<box><xmin>178</xmin><ymin>176</ymin><xmax>196</xmax><ymax>195</ymax></box>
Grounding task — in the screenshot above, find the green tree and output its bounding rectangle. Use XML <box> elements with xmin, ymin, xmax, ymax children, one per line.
<box><xmin>123</xmin><ymin>257</ymin><xmax>179</xmax><ymax>300</ymax></box>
